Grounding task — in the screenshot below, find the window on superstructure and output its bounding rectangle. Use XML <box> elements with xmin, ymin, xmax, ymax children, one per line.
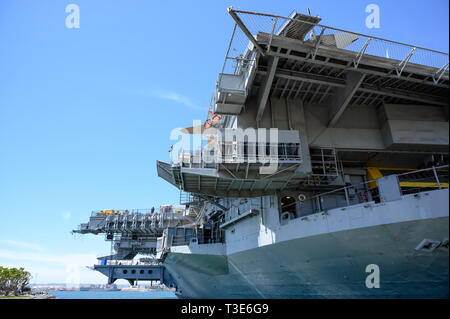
<box><xmin>286</xmin><ymin>143</ymin><xmax>299</xmax><ymax>158</ymax></box>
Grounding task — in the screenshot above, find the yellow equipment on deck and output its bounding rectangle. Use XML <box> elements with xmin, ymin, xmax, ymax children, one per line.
<box><xmin>366</xmin><ymin>167</ymin><xmax>449</xmax><ymax>189</ymax></box>
<box><xmin>100</xmin><ymin>209</ymin><xmax>115</xmax><ymax>216</ymax></box>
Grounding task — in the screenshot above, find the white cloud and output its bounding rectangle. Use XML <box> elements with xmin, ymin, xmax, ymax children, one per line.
<box><xmin>150</xmin><ymin>89</ymin><xmax>203</xmax><ymax>110</ymax></box>
<box><xmin>0</xmin><ymin>239</ymin><xmax>42</xmax><ymax>252</ymax></box>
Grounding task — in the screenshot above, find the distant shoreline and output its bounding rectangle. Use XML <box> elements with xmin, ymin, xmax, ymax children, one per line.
<box><xmin>31</xmin><ymin>285</ymin><xmax>175</xmax><ymax>292</ymax></box>
<box><xmin>0</xmin><ymin>294</ymin><xmax>55</xmax><ymax>299</ymax></box>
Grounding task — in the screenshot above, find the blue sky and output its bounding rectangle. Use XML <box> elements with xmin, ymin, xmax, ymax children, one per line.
<box><xmin>0</xmin><ymin>0</ymin><xmax>448</xmax><ymax>284</ymax></box>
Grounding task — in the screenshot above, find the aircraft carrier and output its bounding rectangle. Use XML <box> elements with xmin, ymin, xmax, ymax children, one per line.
<box><xmin>74</xmin><ymin>8</ymin><xmax>449</xmax><ymax>298</ymax></box>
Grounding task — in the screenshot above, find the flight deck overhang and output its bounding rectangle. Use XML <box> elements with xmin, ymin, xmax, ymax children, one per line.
<box><xmin>256</xmin><ymin>32</ymin><xmax>449</xmax><ymax>87</ymax></box>
<box><xmin>252</xmin><ymin>32</ymin><xmax>449</xmax><ymax>106</ymax></box>
<box><xmin>222</xmin><ymin>9</ymin><xmax>448</xmax><ymax>129</ymax></box>
<box><xmin>245</xmin><ymin>31</ymin><xmax>449</xmax><ymax>130</ymax></box>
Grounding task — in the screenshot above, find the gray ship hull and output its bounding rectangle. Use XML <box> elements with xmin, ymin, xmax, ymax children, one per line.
<box><xmin>164</xmin><ymin>216</ymin><xmax>449</xmax><ymax>298</ymax></box>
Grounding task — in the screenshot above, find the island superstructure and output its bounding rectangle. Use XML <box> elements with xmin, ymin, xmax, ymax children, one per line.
<box><xmin>74</xmin><ymin>8</ymin><xmax>449</xmax><ymax>298</ymax></box>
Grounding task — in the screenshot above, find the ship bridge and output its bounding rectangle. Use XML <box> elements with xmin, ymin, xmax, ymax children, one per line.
<box><xmin>157</xmin><ymin>8</ymin><xmax>449</xmax><ymax>198</ymax></box>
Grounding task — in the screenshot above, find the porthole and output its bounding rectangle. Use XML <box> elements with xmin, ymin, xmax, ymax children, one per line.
<box><xmin>140</xmin><ymin>270</ymin><xmax>144</xmax><ymax>274</ymax></box>
<box><xmin>148</xmin><ymin>270</ymin><xmax>153</xmax><ymax>274</ymax></box>
<box><xmin>122</xmin><ymin>270</ymin><xmax>128</xmax><ymax>274</ymax></box>
<box><xmin>131</xmin><ymin>269</ymin><xmax>136</xmax><ymax>274</ymax></box>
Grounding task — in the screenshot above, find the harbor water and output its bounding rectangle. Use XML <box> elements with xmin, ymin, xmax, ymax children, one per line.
<box><xmin>48</xmin><ymin>290</ymin><xmax>178</xmax><ymax>299</ymax></box>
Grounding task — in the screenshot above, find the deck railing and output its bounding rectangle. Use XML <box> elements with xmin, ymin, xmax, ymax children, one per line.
<box><xmin>281</xmin><ymin>165</ymin><xmax>448</xmax><ymax>218</ymax></box>
<box><xmin>225</xmin><ymin>8</ymin><xmax>448</xmax><ymax>78</ymax></box>
<box><xmin>91</xmin><ymin>208</ymin><xmax>157</xmax><ymax>217</ymax></box>
<box><xmin>176</xmin><ymin>142</ymin><xmax>302</xmax><ymax>169</ymax></box>
<box><xmin>97</xmin><ymin>259</ymin><xmax>161</xmax><ymax>266</ymax></box>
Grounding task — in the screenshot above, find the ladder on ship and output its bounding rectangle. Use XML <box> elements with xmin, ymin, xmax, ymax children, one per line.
<box><xmin>309</xmin><ymin>148</ymin><xmax>340</xmax><ymax>184</ymax></box>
